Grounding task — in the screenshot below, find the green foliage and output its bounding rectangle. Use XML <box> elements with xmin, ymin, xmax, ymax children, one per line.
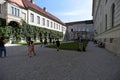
<box><xmin>60</xmin><ymin>42</ymin><xmax>79</xmax><ymax>50</ymax></box>
<box><xmin>0</xmin><ymin>19</ymin><xmax>64</xmax><ymax>43</ymax></box>
<box><xmin>47</xmin><ymin>41</ymin><xmax>88</xmax><ymax>51</ymax></box>
<box><xmin>18</xmin><ymin>41</ymin><xmax>40</xmax><ymax>45</ymax></box>
<box><xmin>20</xmin><ymin>19</ymin><xmax>63</xmax><ymax>39</ymax></box>
<box><xmin>47</xmin><ymin>41</ymin><xmax>79</xmax><ymax>51</ymax></box>
<box><xmin>8</xmin><ymin>21</ymin><xmax>20</xmax><ymax>28</ymax></box>
<box><xmin>0</xmin><ymin>18</ymin><xmax>6</xmax><ymax>26</ymax></box>
<box><xmin>0</xmin><ymin>26</ymin><xmax>12</xmax><ymax>38</ymax></box>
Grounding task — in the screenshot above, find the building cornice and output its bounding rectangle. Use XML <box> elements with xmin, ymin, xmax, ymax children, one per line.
<box><xmin>65</xmin><ymin>20</ymin><xmax>93</xmax><ymax>26</ymax></box>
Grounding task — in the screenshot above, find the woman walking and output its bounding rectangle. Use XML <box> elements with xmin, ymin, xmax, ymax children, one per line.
<box><xmin>28</xmin><ymin>41</ymin><xmax>36</xmax><ymax>57</ymax></box>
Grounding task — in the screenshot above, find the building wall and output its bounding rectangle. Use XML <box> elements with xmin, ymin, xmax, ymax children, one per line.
<box><xmin>0</xmin><ymin>2</ymin><xmax>7</xmax><ymax>19</ymax></box>
<box><xmin>7</xmin><ymin>2</ymin><xmax>21</xmax><ymax>23</ymax></box>
<box><xmin>65</xmin><ymin>20</ymin><xmax>94</xmax><ymax>41</ymax></box>
<box><xmin>0</xmin><ymin>0</ymin><xmax>66</xmax><ymax>39</ymax></box>
<box><xmin>93</xmin><ymin>0</ymin><xmax>120</xmax><ymax>55</ymax></box>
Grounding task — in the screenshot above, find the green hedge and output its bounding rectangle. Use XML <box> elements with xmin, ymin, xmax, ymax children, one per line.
<box><xmin>0</xmin><ymin>19</ymin><xmax>64</xmax><ymax>43</ymax></box>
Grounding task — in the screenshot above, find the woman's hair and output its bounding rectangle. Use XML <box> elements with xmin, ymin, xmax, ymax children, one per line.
<box><xmin>30</xmin><ymin>41</ymin><xmax>33</xmax><ymax>44</ymax></box>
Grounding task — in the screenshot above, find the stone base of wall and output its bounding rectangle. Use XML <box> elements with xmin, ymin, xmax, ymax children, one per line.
<box><xmin>105</xmin><ymin>38</ymin><xmax>120</xmax><ymax>55</ymax></box>
<box><xmin>95</xmin><ymin>25</ymin><xmax>120</xmax><ymax>56</ymax></box>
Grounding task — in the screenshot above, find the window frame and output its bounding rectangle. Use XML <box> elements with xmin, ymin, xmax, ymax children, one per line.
<box><xmin>37</xmin><ymin>16</ymin><xmax>40</xmax><ymax>24</ymax></box>
<box><xmin>0</xmin><ymin>4</ymin><xmax>2</xmax><ymax>13</ymax></box>
<box><xmin>30</xmin><ymin>13</ymin><xmax>34</xmax><ymax>22</ymax></box>
<box><xmin>42</xmin><ymin>18</ymin><xmax>45</xmax><ymax>26</ymax></box>
<box><xmin>111</xmin><ymin>3</ymin><xmax>115</xmax><ymax>28</ymax></box>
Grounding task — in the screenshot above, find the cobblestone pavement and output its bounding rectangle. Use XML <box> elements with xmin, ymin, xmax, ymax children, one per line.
<box><xmin>0</xmin><ymin>42</ymin><xmax>120</xmax><ymax>80</ymax></box>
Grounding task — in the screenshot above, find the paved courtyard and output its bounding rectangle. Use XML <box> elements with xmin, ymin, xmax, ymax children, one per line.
<box><xmin>0</xmin><ymin>42</ymin><xmax>120</xmax><ymax>80</ymax></box>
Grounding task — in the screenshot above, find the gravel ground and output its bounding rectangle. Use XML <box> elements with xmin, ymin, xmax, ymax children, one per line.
<box><xmin>0</xmin><ymin>42</ymin><xmax>120</xmax><ymax>80</ymax></box>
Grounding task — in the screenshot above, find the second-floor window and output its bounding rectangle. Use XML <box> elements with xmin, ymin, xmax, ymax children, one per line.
<box><xmin>0</xmin><ymin>4</ymin><xmax>2</xmax><ymax>13</ymax></box>
<box><xmin>56</xmin><ymin>24</ymin><xmax>58</xmax><ymax>29</ymax></box>
<box><xmin>47</xmin><ymin>20</ymin><xmax>49</xmax><ymax>27</ymax></box>
<box><xmin>111</xmin><ymin>3</ymin><xmax>115</xmax><ymax>27</ymax></box>
<box><xmin>22</xmin><ymin>12</ymin><xmax>26</xmax><ymax>20</ymax></box>
<box><xmin>62</xmin><ymin>27</ymin><xmax>65</xmax><ymax>32</ymax></box>
<box><xmin>42</xmin><ymin>18</ymin><xmax>45</xmax><ymax>26</ymax></box>
<box><xmin>54</xmin><ymin>23</ymin><xmax>55</xmax><ymax>29</ymax></box>
<box><xmin>105</xmin><ymin>14</ymin><xmax>107</xmax><ymax>30</ymax></box>
<box><xmin>30</xmin><ymin>13</ymin><xmax>34</xmax><ymax>22</ymax></box>
<box><xmin>51</xmin><ymin>21</ymin><xmax>53</xmax><ymax>28</ymax></box>
<box><xmin>11</xmin><ymin>7</ymin><xmax>19</xmax><ymax>17</ymax></box>
<box><xmin>105</xmin><ymin>0</ymin><xmax>108</xmax><ymax>4</ymax></box>
<box><xmin>71</xmin><ymin>28</ymin><xmax>73</xmax><ymax>32</ymax></box>
<box><xmin>59</xmin><ymin>25</ymin><xmax>60</xmax><ymax>30</ymax></box>
<box><xmin>37</xmin><ymin>16</ymin><xmax>40</xmax><ymax>24</ymax></box>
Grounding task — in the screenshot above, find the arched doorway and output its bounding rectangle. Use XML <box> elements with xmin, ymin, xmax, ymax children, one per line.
<box><xmin>8</xmin><ymin>21</ymin><xmax>20</xmax><ymax>43</ymax></box>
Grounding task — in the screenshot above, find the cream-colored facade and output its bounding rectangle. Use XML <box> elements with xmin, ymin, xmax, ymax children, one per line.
<box><xmin>92</xmin><ymin>0</ymin><xmax>120</xmax><ymax>55</ymax></box>
<box><xmin>0</xmin><ymin>0</ymin><xmax>66</xmax><ymax>41</ymax></box>
<box><xmin>65</xmin><ymin>20</ymin><xmax>94</xmax><ymax>41</ymax></box>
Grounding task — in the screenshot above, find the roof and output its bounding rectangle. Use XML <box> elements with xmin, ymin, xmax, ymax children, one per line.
<box><xmin>8</xmin><ymin>0</ymin><xmax>65</xmax><ymax>25</ymax></box>
<box><xmin>65</xmin><ymin>20</ymin><xmax>93</xmax><ymax>26</ymax></box>
<box><xmin>8</xmin><ymin>0</ymin><xmax>24</xmax><ymax>7</ymax></box>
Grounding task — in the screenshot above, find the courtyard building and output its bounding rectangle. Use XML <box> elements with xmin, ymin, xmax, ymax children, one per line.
<box><xmin>92</xmin><ymin>0</ymin><xmax>120</xmax><ymax>55</ymax></box>
<box><xmin>65</xmin><ymin>20</ymin><xmax>94</xmax><ymax>41</ymax></box>
<box><xmin>0</xmin><ymin>0</ymin><xmax>66</xmax><ymax>43</ymax></box>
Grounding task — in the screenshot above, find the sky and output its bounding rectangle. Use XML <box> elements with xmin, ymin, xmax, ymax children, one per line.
<box><xmin>35</xmin><ymin>0</ymin><xmax>93</xmax><ymax>23</ymax></box>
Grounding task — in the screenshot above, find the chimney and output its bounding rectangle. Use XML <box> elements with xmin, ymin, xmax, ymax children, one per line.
<box><xmin>29</xmin><ymin>0</ymin><xmax>34</xmax><ymax>4</ymax></box>
<box><xmin>43</xmin><ymin>7</ymin><xmax>47</xmax><ymax>11</ymax></box>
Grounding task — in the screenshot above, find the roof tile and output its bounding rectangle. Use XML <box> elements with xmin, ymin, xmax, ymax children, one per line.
<box><xmin>8</xmin><ymin>0</ymin><xmax>65</xmax><ymax>25</ymax></box>
<box><xmin>9</xmin><ymin>0</ymin><xmax>24</xmax><ymax>7</ymax></box>
<box><xmin>22</xmin><ymin>0</ymin><xmax>65</xmax><ymax>25</ymax></box>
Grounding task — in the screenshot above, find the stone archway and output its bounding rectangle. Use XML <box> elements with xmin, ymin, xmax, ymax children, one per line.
<box><xmin>8</xmin><ymin>21</ymin><xmax>20</xmax><ymax>28</ymax></box>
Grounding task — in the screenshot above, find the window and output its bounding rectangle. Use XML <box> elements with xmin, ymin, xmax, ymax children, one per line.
<box><xmin>51</xmin><ymin>21</ymin><xmax>53</xmax><ymax>28</ymax></box>
<box><xmin>59</xmin><ymin>25</ymin><xmax>60</xmax><ymax>30</ymax></box>
<box><xmin>47</xmin><ymin>20</ymin><xmax>49</xmax><ymax>27</ymax></box>
<box><xmin>15</xmin><ymin>8</ymin><xmax>17</xmax><ymax>16</ymax></box>
<box><xmin>86</xmin><ymin>28</ymin><xmax>89</xmax><ymax>32</ymax></box>
<box><xmin>62</xmin><ymin>26</ymin><xmax>65</xmax><ymax>32</ymax></box>
<box><xmin>22</xmin><ymin>12</ymin><xmax>26</xmax><ymax>20</ymax></box>
<box><xmin>37</xmin><ymin>16</ymin><xmax>40</xmax><ymax>24</ymax></box>
<box><xmin>54</xmin><ymin>23</ymin><xmax>55</xmax><ymax>29</ymax></box>
<box><xmin>11</xmin><ymin>7</ymin><xmax>19</xmax><ymax>17</ymax></box>
<box><xmin>71</xmin><ymin>29</ymin><xmax>73</xmax><ymax>32</ymax></box>
<box><xmin>111</xmin><ymin>3</ymin><xmax>115</xmax><ymax>27</ymax></box>
<box><xmin>16</xmin><ymin>9</ymin><xmax>19</xmax><ymax>16</ymax></box>
<box><xmin>12</xmin><ymin>7</ymin><xmax>14</xmax><ymax>15</ymax></box>
<box><xmin>110</xmin><ymin>38</ymin><xmax>113</xmax><ymax>43</ymax></box>
<box><xmin>30</xmin><ymin>13</ymin><xmax>34</xmax><ymax>22</ymax></box>
<box><xmin>104</xmin><ymin>38</ymin><xmax>106</xmax><ymax>42</ymax></box>
<box><xmin>0</xmin><ymin>4</ymin><xmax>2</xmax><ymax>13</ymax></box>
<box><xmin>56</xmin><ymin>24</ymin><xmax>58</xmax><ymax>29</ymax></box>
<box><xmin>105</xmin><ymin>14</ymin><xmax>107</xmax><ymax>30</ymax></box>
<box><xmin>42</xmin><ymin>18</ymin><xmax>45</xmax><ymax>26</ymax></box>
<box><xmin>105</xmin><ymin>0</ymin><xmax>108</xmax><ymax>4</ymax></box>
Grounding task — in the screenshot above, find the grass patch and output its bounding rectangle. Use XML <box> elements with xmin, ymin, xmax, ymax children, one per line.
<box><xmin>46</xmin><ymin>41</ymin><xmax>80</xmax><ymax>51</ymax></box>
<box><xmin>17</xmin><ymin>42</ymin><xmax>41</xmax><ymax>45</ymax></box>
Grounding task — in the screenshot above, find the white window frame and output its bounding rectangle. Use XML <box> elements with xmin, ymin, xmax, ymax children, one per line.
<box><xmin>51</xmin><ymin>21</ymin><xmax>53</xmax><ymax>28</ymax></box>
<box><xmin>42</xmin><ymin>18</ymin><xmax>45</xmax><ymax>26</ymax></box>
<box><xmin>47</xmin><ymin>20</ymin><xmax>49</xmax><ymax>27</ymax></box>
<box><xmin>22</xmin><ymin>12</ymin><xmax>26</xmax><ymax>20</ymax></box>
<box><xmin>30</xmin><ymin>13</ymin><xmax>34</xmax><ymax>22</ymax></box>
<box><xmin>11</xmin><ymin>6</ymin><xmax>19</xmax><ymax>17</ymax></box>
<box><xmin>37</xmin><ymin>16</ymin><xmax>40</xmax><ymax>24</ymax></box>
